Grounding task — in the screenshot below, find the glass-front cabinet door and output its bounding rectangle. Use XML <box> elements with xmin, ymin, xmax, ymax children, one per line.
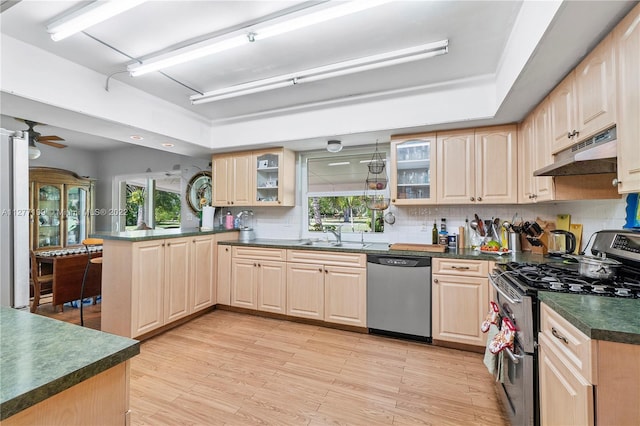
<box><xmin>254</xmin><ymin>150</ymin><xmax>282</xmax><ymax>205</ymax></box>
<box><xmin>30</xmin><ymin>167</ymin><xmax>94</xmax><ymax>252</ymax></box>
<box><xmin>390</xmin><ymin>133</ymin><xmax>437</xmax><ymax>205</ymax></box>
<box><xmin>35</xmin><ymin>184</ymin><xmax>63</xmax><ymax>250</ymax></box>
<box><xmin>66</xmin><ymin>186</ymin><xmax>88</xmax><ymax>246</ymax></box>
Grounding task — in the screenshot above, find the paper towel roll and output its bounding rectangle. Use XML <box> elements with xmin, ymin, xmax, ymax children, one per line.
<box><xmin>201</xmin><ymin>206</ymin><xmax>215</xmax><ymax>230</ymax></box>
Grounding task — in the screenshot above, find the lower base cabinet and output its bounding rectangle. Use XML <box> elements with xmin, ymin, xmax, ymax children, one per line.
<box><xmin>431</xmin><ymin>258</ymin><xmax>490</xmax><ymax>348</ymax></box>
<box><xmin>286</xmin><ymin>262</ymin><xmax>325</xmax><ymax>320</ymax></box>
<box><xmin>220</xmin><ymin>246</ymin><xmax>367</xmax><ymax>328</ymax></box>
<box><xmin>103</xmin><ymin>233</ymin><xmax>235</xmax><ymax>339</ymax></box>
<box><xmin>538</xmin><ymin>302</ymin><xmax>640</xmax><ymax>425</ymax></box>
<box><xmin>230</xmin><ymin>247</ymin><xmax>287</xmax><ymax>314</ymax></box>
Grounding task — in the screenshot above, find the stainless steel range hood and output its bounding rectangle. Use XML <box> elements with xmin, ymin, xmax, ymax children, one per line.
<box><xmin>534</xmin><ymin>127</ymin><xmax>617</xmax><ymax>176</ymax></box>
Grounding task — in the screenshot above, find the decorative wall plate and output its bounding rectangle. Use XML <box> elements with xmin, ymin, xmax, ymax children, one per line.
<box><xmin>186</xmin><ymin>171</ymin><xmax>212</xmax><ymax>214</ymax></box>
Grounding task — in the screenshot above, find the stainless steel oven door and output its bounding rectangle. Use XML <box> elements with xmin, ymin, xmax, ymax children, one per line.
<box><xmin>489</xmin><ymin>272</ymin><xmax>535</xmax><ymax>353</ymax></box>
<box><xmin>495</xmin><ymin>341</ymin><xmax>535</xmax><ymax>426</ymax></box>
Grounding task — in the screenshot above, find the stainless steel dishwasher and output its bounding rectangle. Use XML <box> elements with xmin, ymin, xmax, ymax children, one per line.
<box><xmin>367</xmin><ymin>254</ymin><xmax>431</xmax><ymax>341</ymax></box>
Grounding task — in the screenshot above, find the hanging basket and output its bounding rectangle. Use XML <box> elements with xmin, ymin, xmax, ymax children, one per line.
<box><xmin>366</xmin><ymin>176</ymin><xmax>388</xmax><ymax>190</ymax></box>
<box><xmin>368</xmin><ymin>160</ymin><xmax>385</xmax><ymax>174</ymax></box>
<box><xmin>363</xmin><ymin>194</ymin><xmax>390</xmax><ymax>211</ymax></box>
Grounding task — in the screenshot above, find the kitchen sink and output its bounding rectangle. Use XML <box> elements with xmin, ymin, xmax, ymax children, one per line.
<box><xmin>297</xmin><ymin>240</ymin><xmax>370</xmax><ymax>249</ymax></box>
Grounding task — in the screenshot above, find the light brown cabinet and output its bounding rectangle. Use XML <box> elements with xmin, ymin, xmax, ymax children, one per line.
<box><xmin>212</xmin><ymin>148</ymin><xmax>295</xmax><ymax>207</ymax></box>
<box><xmin>286</xmin><ymin>262</ymin><xmax>325</xmax><ymax>320</ymax></box>
<box><xmin>431</xmin><ymin>258</ymin><xmax>489</xmax><ymax>348</ymax></box>
<box><xmin>550</xmin><ymin>34</ymin><xmax>617</xmax><ymax>155</ymax></box>
<box><xmin>519</xmin><ymin>99</ymin><xmax>554</xmax><ymax>203</ymax></box>
<box><xmin>103</xmin><ymin>234</ymin><xmax>233</xmax><ymax>339</ymax></box>
<box><xmin>29</xmin><ymin>167</ymin><xmax>94</xmax><ymax>251</ymax></box>
<box><xmin>538</xmin><ymin>302</ymin><xmax>640</xmax><ymax>425</ymax></box>
<box><xmin>163</xmin><ymin>237</ymin><xmax>191</xmax><ymax>323</ymax></box>
<box><xmin>212</xmin><ymin>152</ymin><xmax>252</xmax><ymax>206</ymax></box>
<box><xmin>614</xmin><ymin>3</ymin><xmax>640</xmax><ymax>194</ymax></box>
<box><xmin>230</xmin><ymin>247</ymin><xmax>287</xmax><ymax>313</ymax></box>
<box><xmin>253</xmin><ymin>148</ymin><xmax>296</xmax><ymax>206</ymax></box>
<box><xmin>389</xmin><ymin>133</ymin><xmax>437</xmax><ymax>205</ymax></box>
<box><xmin>286</xmin><ymin>249</ymin><xmax>367</xmax><ymax>326</ymax></box>
<box><xmin>216</xmin><ymin>245</ymin><xmax>232</xmax><ymax>305</ymax></box>
<box><xmin>437</xmin><ymin>125</ymin><xmax>517</xmax><ymax>204</ymax></box>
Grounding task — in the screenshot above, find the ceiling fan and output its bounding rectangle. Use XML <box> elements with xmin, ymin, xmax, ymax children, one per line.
<box><xmin>18</xmin><ymin>119</ymin><xmax>67</xmax><ymax>149</ymax></box>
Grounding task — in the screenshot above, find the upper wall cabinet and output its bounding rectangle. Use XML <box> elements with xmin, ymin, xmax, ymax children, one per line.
<box><xmin>389</xmin><ymin>133</ymin><xmax>437</xmax><ymax>205</ymax></box>
<box><xmin>437</xmin><ymin>125</ymin><xmax>517</xmax><ymax>204</ymax></box>
<box><xmin>212</xmin><ymin>152</ymin><xmax>252</xmax><ymax>207</ymax></box>
<box><xmin>614</xmin><ymin>3</ymin><xmax>640</xmax><ymax>194</ymax></box>
<box><xmin>253</xmin><ymin>148</ymin><xmax>296</xmax><ymax>206</ymax></box>
<box><xmin>212</xmin><ymin>148</ymin><xmax>295</xmax><ymax>207</ymax></box>
<box><xmin>550</xmin><ymin>34</ymin><xmax>616</xmax><ymax>154</ymax></box>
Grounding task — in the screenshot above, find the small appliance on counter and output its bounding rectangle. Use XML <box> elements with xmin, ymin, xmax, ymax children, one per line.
<box><xmin>237</xmin><ymin>210</ymin><xmax>255</xmax><ymax>242</ymax></box>
<box><xmin>547</xmin><ymin>229</ymin><xmax>576</xmax><ymax>256</ymax></box>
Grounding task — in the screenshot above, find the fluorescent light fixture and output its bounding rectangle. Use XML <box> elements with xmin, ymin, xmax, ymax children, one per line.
<box><xmin>48</xmin><ymin>0</ymin><xmax>148</xmax><ymax>41</ymax></box>
<box><xmin>128</xmin><ymin>0</ymin><xmax>391</xmax><ymax>77</ymax></box>
<box><xmin>129</xmin><ymin>35</ymin><xmax>247</xmax><ymax>77</ymax></box>
<box><xmin>252</xmin><ymin>0</ymin><xmax>393</xmax><ymax>41</ymax></box>
<box><xmin>328</xmin><ymin>162</ymin><xmax>350</xmax><ymax>166</ymax></box>
<box><xmin>191</xmin><ymin>40</ymin><xmax>448</xmax><ymax>105</ymax></box>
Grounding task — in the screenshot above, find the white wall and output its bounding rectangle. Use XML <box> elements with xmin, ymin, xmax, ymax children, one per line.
<box><xmin>94</xmin><ymin>145</ymin><xmax>211</xmax><ymax>231</ymax></box>
<box><xmin>29</xmin><ymin>144</ymin><xmax>98</xmax><ymax>178</ymax></box>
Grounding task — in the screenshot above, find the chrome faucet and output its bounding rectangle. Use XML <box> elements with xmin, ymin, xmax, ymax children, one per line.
<box><xmin>323</xmin><ymin>225</ymin><xmax>342</xmax><ymax>244</ymax></box>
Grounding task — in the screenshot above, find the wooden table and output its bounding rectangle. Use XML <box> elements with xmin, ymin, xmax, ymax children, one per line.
<box><xmin>36</xmin><ymin>252</ymin><xmax>102</xmax><ymax>310</ymax></box>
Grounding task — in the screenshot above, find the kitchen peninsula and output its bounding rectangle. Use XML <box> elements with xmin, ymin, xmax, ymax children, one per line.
<box><xmin>96</xmin><ymin>227</ymin><xmax>239</xmax><ymax>339</ymax></box>
<box><xmin>0</xmin><ymin>307</ymin><xmax>139</xmax><ymax>424</ymax></box>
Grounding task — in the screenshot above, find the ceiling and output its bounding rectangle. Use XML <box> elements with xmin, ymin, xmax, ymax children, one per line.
<box><xmin>1</xmin><ymin>0</ymin><xmax>637</xmax><ymax>154</ymax></box>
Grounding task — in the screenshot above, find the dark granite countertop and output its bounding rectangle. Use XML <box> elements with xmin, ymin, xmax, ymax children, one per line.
<box><xmin>0</xmin><ymin>307</ymin><xmax>140</xmax><ymax>420</ymax></box>
<box><xmin>218</xmin><ymin>238</ymin><xmax>550</xmax><ymax>264</ymax></box>
<box><xmin>538</xmin><ymin>292</ymin><xmax>640</xmax><ymax>345</ymax></box>
<box><xmin>91</xmin><ymin>226</ymin><xmax>237</xmax><ymax>242</ymax></box>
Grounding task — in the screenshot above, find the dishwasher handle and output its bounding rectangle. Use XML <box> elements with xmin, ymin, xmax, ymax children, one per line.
<box><xmin>367</xmin><ymin>254</ymin><xmax>431</xmax><ymax>267</ymax></box>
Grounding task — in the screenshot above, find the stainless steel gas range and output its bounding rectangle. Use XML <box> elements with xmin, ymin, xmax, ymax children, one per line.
<box><xmin>488</xmin><ymin>229</ymin><xmax>640</xmax><ymax>426</ymax></box>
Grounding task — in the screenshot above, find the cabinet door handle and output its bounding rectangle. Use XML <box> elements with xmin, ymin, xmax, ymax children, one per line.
<box><xmin>324</xmin><ymin>269</ymin><xmax>328</xmax><ymax>274</ymax></box>
<box><xmin>258</xmin><ymin>263</ymin><xmax>261</xmax><ymax>267</ymax></box>
<box><xmin>167</xmin><ymin>242</ymin><xmax>171</xmax><ymax>246</ymax></box>
<box><xmin>612</xmin><ymin>178</ymin><xmax>622</xmax><ymax>187</ymax></box>
<box><xmin>477</xmin><ymin>197</ymin><xmax>482</xmax><ymax>202</ymax></box>
<box><xmin>193</xmin><ymin>239</ymin><xmax>196</xmax><ymax>243</ymax></box>
<box><xmin>253</xmin><ymin>263</ymin><xmax>257</xmax><ymax>267</ymax></box>
<box><xmin>451</xmin><ymin>266</ymin><xmax>469</xmax><ymax>270</ymax></box>
<box><xmin>470</xmin><ymin>197</ymin><xmax>475</xmax><ymax>202</ymax></box>
<box><xmin>567</xmin><ymin>132</ymin><xmax>573</xmax><ymax>139</ymax></box>
<box><xmin>433</xmin><ymin>278</ymin><xmax>439</xmax><ymax>283</ymax></box>
<box><xmin>162</xmin><ymin>243</ymin><xmax>165</xmax><ymax>247</ymax></box>
<box><xmin>225</xmin><ymin>247</ymin><xmax>229</xmax><ymax>252</ymax></box>
<box><xmin>391</xmin><ymin>199</ymin><xmax>396</xmax><ymax>202</ymax></box>
<box><xmin>551</xmin><ymin>327</ymin><xmax>569</xmax><ymax>345</ymax></box>
<box><xmin>318</xmin><ymin>268</ymin><xmax>323</xmax><ymax>272</ymax></box>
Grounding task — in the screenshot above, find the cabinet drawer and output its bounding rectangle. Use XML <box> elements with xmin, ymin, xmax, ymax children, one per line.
<box><xmin>540</xmin><ymin>302</ymin><xmax>595</xmax><ymax>383</ymax></box>
<box><xmin>287</xmin><ymin>249</ymin><xmax>366</xmax><ymax>267</ymax></box>
<box><xmin>232</xmin><ymin>246</ymin><xmax>286</xmax><ymax>261</ymax></box>
<box><xmin>432</xmin><ymin>258</ymin><xmax>488</xmax><ymax>277</ymax></box>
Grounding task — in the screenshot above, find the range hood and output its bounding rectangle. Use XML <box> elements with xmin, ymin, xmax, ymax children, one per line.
<box><xmin>534</xmin><ymin>127</ymin><xmax>617</xmax><ymax>176</ymax></box>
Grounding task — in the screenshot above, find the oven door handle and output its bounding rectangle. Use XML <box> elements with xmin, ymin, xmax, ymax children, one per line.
<box><xmin>503</xmin><ymin>346</ymin><xmax>525</xmax><ymax>364</ymax></box>
<box><xmin>489</xmin><ymin>274</ymin><xmax>520</xmax><ymax>304</ymax></box>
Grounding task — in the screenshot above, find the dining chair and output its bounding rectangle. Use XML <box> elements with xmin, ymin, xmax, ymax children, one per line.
<box><xmin>30</xmin><ymin>251</ymin><xmax>54</xmax><ymax>313</ymax></box>
<box><xmin>80</xmin><ymin>238</ymin><xmax>103</xmax><ymax>326</ymax></box>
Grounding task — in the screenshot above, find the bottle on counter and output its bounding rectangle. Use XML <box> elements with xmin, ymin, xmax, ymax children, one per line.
<box><xmin>438</xmin><ymin>218</ymin><xmax>448</xmax><ymax>245</ymax></box>
<box><xmin>432</xmin><ymin>222</ymin><xmax>438</xmax><ymax>244</ymax></box>
<box><xmin>225</xmin><ymin>211</ymin><xmax>234</xmax><ymax>229</ymax></box>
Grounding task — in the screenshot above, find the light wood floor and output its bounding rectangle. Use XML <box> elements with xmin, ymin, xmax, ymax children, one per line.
<box><xmin>128</xmin><ymin>310</ymin><xmax>509</xmax><ymax>426</ymax></box>
<box><xmin>35</xmin><ymin>304</ymin><xmax>508</xmax><ymax>425</ymax></box>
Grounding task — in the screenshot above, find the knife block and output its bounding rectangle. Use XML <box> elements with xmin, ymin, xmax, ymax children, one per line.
<box><xmin>522</xmin><ymin>218</ymin><xmax>554</xmax><ymax>255</ymax></box>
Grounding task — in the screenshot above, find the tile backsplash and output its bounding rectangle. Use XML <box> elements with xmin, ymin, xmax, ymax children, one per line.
<box><xmin>231</xmin><ymin>197</ymin><xmax>629</xmax><ymax>253</ymax></box>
